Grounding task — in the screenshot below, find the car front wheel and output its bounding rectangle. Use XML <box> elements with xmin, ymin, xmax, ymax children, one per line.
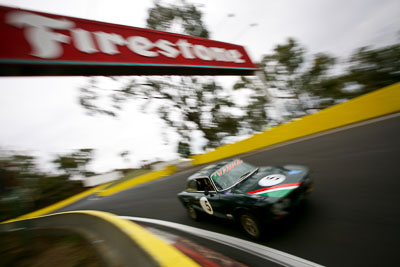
<box><xmin>187</xmin><ymin>205</ymin><xmax>201</xmax><ymax>221</ymax></box>
<box><xmin>239</xmin><ymin>212</ymin><xmax>263</xmax><ymax>240</ymax></box>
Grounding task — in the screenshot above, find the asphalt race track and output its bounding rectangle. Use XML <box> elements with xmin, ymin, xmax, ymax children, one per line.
<box><xmin>59</xmin><ymin>113</ymin><xmax>400</xmax><ymax>267</ymax></box>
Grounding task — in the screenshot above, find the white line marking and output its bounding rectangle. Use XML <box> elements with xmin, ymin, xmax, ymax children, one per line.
<box><xmin>120</xmin><ymin>216</ymin><xmax>324</xmax><ymax>267</ymax></box>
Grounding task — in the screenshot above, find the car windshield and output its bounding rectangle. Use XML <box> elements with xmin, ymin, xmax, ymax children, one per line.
<box><xmin>210</xmin><ymin>159</ymin><xmax>256</xmax><ymax>190</ymax></box>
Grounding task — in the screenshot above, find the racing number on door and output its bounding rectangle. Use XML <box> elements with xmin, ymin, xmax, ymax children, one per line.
<box><xmin>200</xmin><ymin>196</ymin><xmax>213</xmax><ymax>215</ymax></box>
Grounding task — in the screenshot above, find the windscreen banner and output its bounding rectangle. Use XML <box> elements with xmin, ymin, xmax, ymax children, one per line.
<box><xmin>0</xmin><ymin>5</ymin><xmax>258</xmax><ymax>76</ymax></box>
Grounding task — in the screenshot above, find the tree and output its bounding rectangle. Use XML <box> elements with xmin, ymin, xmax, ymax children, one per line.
<box><xmin>146</xmin><ymin>0</ymin><xmax>209</xmax><ymax>38</ymax></box>
<box><xmin>339</xmin><ymin>43</ymin><xmax>400</xmax><ymax>96</ymax></box>
<box><xmin>139</xmin><ymin>76</ymin><xmax>241</xmax><ymax>150</ymax></box>
<box><xmin>256</xmin><ymin>38</ymin><xmax>339</xmax><ymax>120</ymax></box>
<box><xmin>0</xmin><ymin>152</ymin><xmax>39</xmax><ymax>220</ymax></box>
<box><xmin>52</xmin><ymin>148</ymin><xmax>95</xmax><ymax>178</ymax></box>
<box><xmin>78</xmin><ymin>0</ymin><xmax>249</xmax><ymax>153</ymax></box>
<box><xmin>177</xmin><ymin>141</ymin><xmax>191</xmax><ymax>158</ymax></box>
<box><xmin>145</xmin><ymin>1</ymin><xmax>245</xmax><ymax>150</ymax></box>
<box><xmin>300</xmin><ymin>41</ymin><xmax>400</xmax><ymax>108</ymax></box>
<box><xmin>254</xmin><ymin>38</ymin><xmax>400</xmax><ymax>121</ymax></box>
<box><xmin>233</xmin><ymin>76</ymin><xmax>269</xmax><ymax>132</ymax></box>
<box><xmin>0</xmin><ymin>149</ymin><xmax>85</xmax><ymax>221</ymax></box>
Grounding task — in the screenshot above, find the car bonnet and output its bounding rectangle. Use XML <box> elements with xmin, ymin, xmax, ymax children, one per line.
<box><xmin>232</xmin><ymin>165</ymin><xmax>308</xmax><ymax>198</ymax></box>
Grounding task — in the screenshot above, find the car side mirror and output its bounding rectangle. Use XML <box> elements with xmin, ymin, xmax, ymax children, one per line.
<box><xmin>205</xmin><ymin>189</ymin><xmax>214</xmax><ymax>197</ymax></box>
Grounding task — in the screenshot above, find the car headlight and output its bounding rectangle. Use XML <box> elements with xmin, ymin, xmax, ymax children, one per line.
<box><xmin>271</xmin><ymin>203</ymin><xmax>284</xmax><ymax>214</ymax></box>
<box><xmin>303</xmin><ymin>175</ymin><xmax>312</xmax><ymax>186</ymax></box>
<box><xmin>271</xmin><ymin>199</ymin><xmax>290</xmax><ymax>215</ymax></box>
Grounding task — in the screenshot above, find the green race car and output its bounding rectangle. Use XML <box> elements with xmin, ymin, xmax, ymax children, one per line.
<box><xmin>177</xmin><ymin>159</ymin><xmax>313</xmax><ymax>239</ymax></box>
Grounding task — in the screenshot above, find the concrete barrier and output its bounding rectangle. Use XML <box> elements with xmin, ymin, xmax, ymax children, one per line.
<box><xmin>191</xmin><ymin>82</ymin><xmax>400</xmax><ymax>165</ymax></box>
<box><xmin>83</xmin><ymin>171</ymin><xmax>122</xmax><ymax>187</ymax></box>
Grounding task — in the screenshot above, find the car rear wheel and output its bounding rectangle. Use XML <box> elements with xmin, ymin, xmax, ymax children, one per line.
<box><xmin>239</xmin><ymin>212</ymin><xmax>263</xmax><ymax>240</ymax></box>
<box><xmin>187</xmin><ymin>205</ymin><xmax>201</xmax><ymax>221</ymax></box>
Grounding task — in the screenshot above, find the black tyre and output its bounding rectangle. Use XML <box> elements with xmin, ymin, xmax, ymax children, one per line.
<box><xmin>239</xmin><ymin>212</ymin><xmax>263</xmax><ymax>240</ymax></box>
<box><xmin>187</xmin><ymin>205</ymin><xmax>201</xmax><ymax>221</ymax></box>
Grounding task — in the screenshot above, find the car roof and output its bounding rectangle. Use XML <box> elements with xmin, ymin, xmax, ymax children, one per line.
<box><xmin>187</xmin><ymin>159</ymin><xmax>236</xmax><ymax>180</ymax></box>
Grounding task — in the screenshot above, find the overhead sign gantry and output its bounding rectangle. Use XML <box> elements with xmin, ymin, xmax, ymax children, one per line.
<box><xmin>0</xmin><ymin>5</ymin><xmax>258</xmax><ymax>76</ymax></box>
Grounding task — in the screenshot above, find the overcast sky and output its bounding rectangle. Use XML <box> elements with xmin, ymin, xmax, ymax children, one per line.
<box><xmin>0</xmin><ymin>0</ymin><xmax>399</xmax><ymax>173</ymax></box>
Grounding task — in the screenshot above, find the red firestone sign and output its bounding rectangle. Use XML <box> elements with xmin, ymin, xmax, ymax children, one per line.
<box><xmin>0</xmin><ymin>5</ymin><xmax>258</xmax><ymax>76</ymax></box>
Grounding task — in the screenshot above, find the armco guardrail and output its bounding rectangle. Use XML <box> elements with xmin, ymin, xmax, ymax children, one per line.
<box><xmin>0</xmin><ymin>211</ymin><xmax>198</xmax><ymax>267</ymax></box>
<box><xmin>191</xmin><ymin>82</ymin><xmax>400</xmax><ymax>165</ymax></box>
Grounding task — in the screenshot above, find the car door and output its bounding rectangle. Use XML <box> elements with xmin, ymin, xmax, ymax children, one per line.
<box><xmin>202</xmin><ymin>190</ymin><xmax>230</xmax><ymax>219</ymax></box>
<box><xmin>199</xmin><ymin>177</ymin><xmax>236</xmax><ymax>219</ymax></box>
<box><xmin>183</xmin><ymin>179</ymin><xmax>204</xmax><ymax>212</ymax></box>
<box><xmin>185</xmin><ymin>177</ymin><xmax>225</xmax><ymax>218</ymax></box>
